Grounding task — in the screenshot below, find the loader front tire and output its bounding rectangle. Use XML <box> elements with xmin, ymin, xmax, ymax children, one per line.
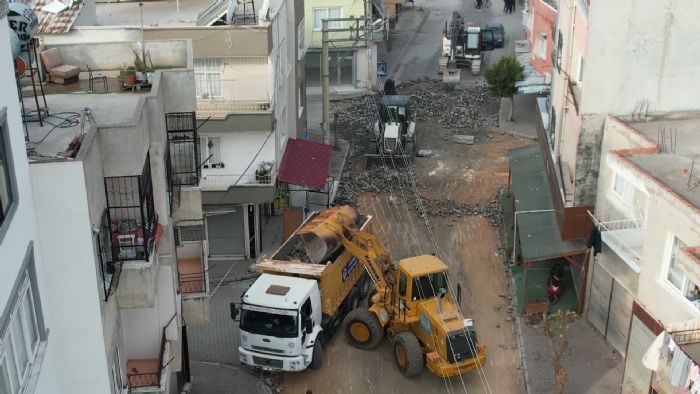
<box><xmin>394</xmin><ymin>332</ymin><xmax>424</xmax><ymax>377</ymax></box>
<box><xmin>345</xmin><ymin>308</ymin><xmax>384</xmax><ymax>350</ymax></box>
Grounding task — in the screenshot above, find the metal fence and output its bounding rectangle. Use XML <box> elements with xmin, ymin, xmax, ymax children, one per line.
<box><xmin>104</xmin><ymin>153</ymin><xmax>157</xmax><ymax>262</ymax></box>
<box><xmin>166</xmin><ymin>112</ymin><xmax>200</xmax><ymax>187</ymax></box>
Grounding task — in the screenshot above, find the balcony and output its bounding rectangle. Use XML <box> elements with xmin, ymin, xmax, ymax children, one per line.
<box><xmin>127</xmin><ymin>316</ymin><xmax>177</xmax><ymax>392</ymax></box>
<box><xmin>179</xmin><ymin>240</ymin><xmax>210</xmax><ymax>325</ymax></box>
<box><xmin>196</xmin><ymin>99</ymin><xmax>271</xmax><ymax>119</ymax></box>
<box><xmin>200</xmin><ymin>162</ymin><xmax>276</xmax><ymax>191</ymax></box>
<box><xmin>589</xmin><ymin>214</ymin><xmax>644</xmax><ymax>271</ymax></box>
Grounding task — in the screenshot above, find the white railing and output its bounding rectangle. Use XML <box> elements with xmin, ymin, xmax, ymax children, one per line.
<box><xmin>200</xmin><ymin>165</ymin><xmax>276</xmax><ymax>190</ymax></box>
<box><xmin>589</xmin><ymin>213</ymin><xmax>644</xmax><ymax>271</ymax></box>
<box><xmin>196</xmin><ymin>100</ymin><xmax>271</xmax><ymax>118</ymax></box>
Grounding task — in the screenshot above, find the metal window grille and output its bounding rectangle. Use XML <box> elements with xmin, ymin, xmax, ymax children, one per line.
<box><xmin>104</xmin><ymin>153</ymin><xmax>157</xmax><ymax>262</ymax></box>
<box><xmin>97</xmin><ymin>210</ymin><xmax>122</xmax><ymax>301</ymax></box>
<box><xmin>166</xmin><ymin>112</ymin><xmax>200</xmax><ymax>187</ymax></box>
<box><xmin>194</xmin><ymin>58</ymin><xmax>223</xmax><ymax>98</ymax></box>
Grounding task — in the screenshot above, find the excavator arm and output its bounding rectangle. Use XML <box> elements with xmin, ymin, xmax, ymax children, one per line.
<box><xmin>340</xmin><ymin>229</ymin><xmax>392</xmax><ymax>290</ymax></box>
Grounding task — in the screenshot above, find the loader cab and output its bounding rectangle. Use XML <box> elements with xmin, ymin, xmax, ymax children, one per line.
<box><xmin>379</xmin><ymin>95</ymin><xmax>412</xmax><ymax>132</ymax></box>
<box><xmin>396</xmin><ymin>255</ymin><xmax>450</xmax><ymax>316</ymax></box>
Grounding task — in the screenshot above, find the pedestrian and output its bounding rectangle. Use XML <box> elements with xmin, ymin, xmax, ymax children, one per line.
<box><xmin>503</xmin><ymin>0</ymin><xmax>508</xmax><ymax>13</ymax></box>
<box><xmin>508</xmin><ymin>0</ymin><xmax>515</xmax><ymax>14</ymax></box>
<box><xmin>476</xmin><ymin>0</ymin><xmax>483</xmax><ymax>10</ymax></box>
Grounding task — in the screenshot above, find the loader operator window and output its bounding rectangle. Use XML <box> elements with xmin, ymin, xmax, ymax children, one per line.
<box><xmin>240</xmin><ymin>307</ymin><xmax>298</xmax><ymax>338</ymax></box>
<box><xmin>412</xmin><ymin>271</ymin><xmax>449</xmax><ymax>301</ymax></box>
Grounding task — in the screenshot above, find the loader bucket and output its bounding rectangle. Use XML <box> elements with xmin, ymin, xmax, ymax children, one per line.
<box><xmin>298</xmin><ymin>205</ymin><xmax>359</xmax><ymax>263</ymax></box>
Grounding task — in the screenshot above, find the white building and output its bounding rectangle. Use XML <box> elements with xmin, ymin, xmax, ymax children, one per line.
<box><xmin>36</xmin><ymin>0</ymin><xmax>307</xmax><ymax>261</ymax></box>
<box><xmin>588</xmin><ymin>114</ymin><xmax>700</xmax><ymax>393</ymax></box>
<box><xmin>2</xmin><ymin>9</ymin><xmax>199</xmax><ymax>391</ymax></box>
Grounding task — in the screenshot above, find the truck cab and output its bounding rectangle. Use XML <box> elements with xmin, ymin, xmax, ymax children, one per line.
<box><xmin>237</xmin><ymin>274</ymin><xmax>323</xmax><ymax>371</ymax></box>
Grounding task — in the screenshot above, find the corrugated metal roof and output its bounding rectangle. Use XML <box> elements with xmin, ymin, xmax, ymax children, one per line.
<box><xmin>31</xmin><ymin>0</ymin><xmax>83</xmax><ymax>35</ymax></box>
<box><xmin>514</xmin><ymin>39</ymin><xmax>550</xmax><ymax>95</ymax></box>
<box><xmin>278</xmin><ymin>138</ymin><xmax>332</xmax><ymax>190</ymax></box>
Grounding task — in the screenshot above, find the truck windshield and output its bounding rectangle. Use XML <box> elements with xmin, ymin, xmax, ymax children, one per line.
<box><xmin>412</xmin><ymin>271</ymin><xmax>449</xmax><ymax>300</ymax></box>
<box><xmin>240</xmin><ymin>307</ymin><xmax>298</xmax><ymax>338</ymax></box>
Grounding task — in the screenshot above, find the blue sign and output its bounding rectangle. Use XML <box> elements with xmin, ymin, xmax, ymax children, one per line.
<box><xmin>342</xmin><ymin>256</ymin><xmax>359</xmax><ymax>282</ymax></box>
<box><xmin>420</xmin><ymin>312</ymin><xmax>431</xmax><ymax>335</ymax></box>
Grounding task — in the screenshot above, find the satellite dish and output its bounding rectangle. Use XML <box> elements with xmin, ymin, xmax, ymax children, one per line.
<box><xmin>8</xmin><ymin>3</ymin><xmax>39</xmax><ymax>51</ymax></box>
<box><xmin>9</xmin><ymin>29</ymin><xmax>21</xmax><ymax>59</ymax></box>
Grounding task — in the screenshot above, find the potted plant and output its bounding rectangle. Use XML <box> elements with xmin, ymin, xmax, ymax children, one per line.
<box><xmin>120</xmin><ymin>66</ymin><xmax>136</xmax><ymax>85</ymax></box>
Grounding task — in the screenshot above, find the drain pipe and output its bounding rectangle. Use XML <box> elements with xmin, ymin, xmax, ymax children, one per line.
<box><xmin>511</xmin><ymin>209</ymin><xmax>556</xmax><ymax>265</ymax></box>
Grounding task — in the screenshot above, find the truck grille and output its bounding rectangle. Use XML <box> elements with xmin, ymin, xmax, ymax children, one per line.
<box><xmin>447</xmin><ymin>330</ymin><xmax>478</xmax><ymax>363</ymax></box>
<box><xmin>252</xmin><ymin>345</ymin><xmax>285</xmax><ymax>354</ymax></box>
<box><xmin>252</xmin><ymin>356</ymin><xmax>284</xmax><ymax>369</ymax></box>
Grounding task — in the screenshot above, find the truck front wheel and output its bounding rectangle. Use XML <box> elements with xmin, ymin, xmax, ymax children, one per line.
<box><xmin>393</xmin><ymin>332</ymin><xmax>424</xmax><ymax>377</ymax></box>
<box><xmin>345</xmin><ymin>308</ymin><xmax>384</xmax><ymax>350</ymax></box>
<box><xmin>310</xmin><ymin>340</ymin><xmax>323</xmax><ymax>370</ymax></box>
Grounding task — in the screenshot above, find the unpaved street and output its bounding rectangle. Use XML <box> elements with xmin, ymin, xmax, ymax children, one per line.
<box><xmin>283</xmin><ymin>80</ymin><xmax>531</xmax><ymax>393</ymax></box>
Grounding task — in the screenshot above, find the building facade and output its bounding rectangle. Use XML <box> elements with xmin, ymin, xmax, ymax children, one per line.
<box><xmin>588</xmin><ymin>114</ymin><xmax>700</xmax><ymax>393</ymax></box>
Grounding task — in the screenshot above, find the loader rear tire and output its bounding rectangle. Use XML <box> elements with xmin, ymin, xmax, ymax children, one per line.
<box><xmin>345</xmin><ymin>308</ymin><xmax>384</xmax><ymax>350</ymax></box>
<box><xmin>393</xmin><ymin>332</ymin><xmax>424</xmax><ymax>377</ymax></box>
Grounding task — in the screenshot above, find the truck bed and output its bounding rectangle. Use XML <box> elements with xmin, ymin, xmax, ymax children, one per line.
<box><xmin>257</xmin><ymin>211</ymin><xmax>372</xmax><ymax>316</ymax></box>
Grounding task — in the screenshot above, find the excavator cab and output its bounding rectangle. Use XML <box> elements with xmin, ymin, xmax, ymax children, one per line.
<box><xmin>367</xmin><ymin>95</ymin><xmax>417</xmax><ymax>165</ymax></box>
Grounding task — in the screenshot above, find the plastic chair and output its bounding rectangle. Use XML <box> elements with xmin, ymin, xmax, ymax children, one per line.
<box><xmin>87</xmin><ymin>65</ymin><xmax>108</xmax><ymax>93</ymax></box>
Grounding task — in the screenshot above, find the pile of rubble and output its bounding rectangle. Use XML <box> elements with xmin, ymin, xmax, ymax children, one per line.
<box><xmin>335</xmin><ymin>166</ymin><xmax>503</xmax><ymax>227</ymax></box>
<box><xmin>407</xmin><ymin>80</ymin><xmax>500</xmax><ymax>133</ymax></box>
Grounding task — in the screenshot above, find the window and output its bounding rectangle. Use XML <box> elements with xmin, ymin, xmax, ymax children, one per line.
<box><xmin>298</xmin><ymin>80</ymin><xmax>305</xmax><ymax>118</ymax></box>
<box><xmin>297</xmin><ymin>18</ymin><xmax>306</xmax><ymax>60</ymax></box>
<box><xmin>577</xmin><ymin>55</ymin><xmax>584</xmax><ymax>83</ymax></box>
<box><xmin>536</xmin><ymin>32</ymin><xmax>547</xmax><ymax>59</ymax></box>
<box><xmin>313</xmin><ymin>7</ymin><xmax>341</xmax><ymax>30</ymax></box>
<box><xmin>0</xmin><ymin>275</ymin><xmax>40</xmax><ymax>394</ymax></box>
<box><xmin>0</xmin><ymin>109</ymin><xmax>15</xmax><ymax>228</ymax></box>
<box><xmin>194</xmin><ymin>58</ymin><xmax>223</xmax><ymax>98</ymax></box>
<box><xmin>667</xmin><ymin>236</ymin><xmax>688</xmax><ymax>291</ymax></box>
<box><xmin>301</xmin><ymin>298</ymin><xmax>312</xmax><ymax>318</ymax></box>
<box><xmin>178</xmin><ymin>226</ymin><xmax>204</xmax><ymax>243</ymax></box>
<box><xmin>199</xmin><ymin>136</ymin><xmax>221</xmax><ymax>164</ymax></box>
<box><xmin>412</xmin><ymin>271</ymin><xmax>449</xmax><ymax>301</ymax></box>
<box><xmin>613</xmin><ymin>173</ymin><xmax>635</xmax><ymax>204</ymax></box>
<box><xmin>555</xmin><ymin>31</ymin><xmax>563</xmax><ymax>70</ymax></box>
<box><xmin>399</xmin><ymin>272</ymin><xmax>407</xmax><ymax>297</ymax></box>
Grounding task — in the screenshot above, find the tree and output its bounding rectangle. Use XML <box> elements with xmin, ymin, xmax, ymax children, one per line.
<box><xmin>484</xmin><ymin>55</ymin><xmax>524</xmax><ymax>122</ymax></box>
<box><xmin>543</xmin><ymin>310</ymin><xmax>578</xmax><ymax>394</ymax></box>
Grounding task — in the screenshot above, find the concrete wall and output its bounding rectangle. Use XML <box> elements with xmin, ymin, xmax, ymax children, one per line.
<box><xmin>199</xmin><ymin>131</ymin><xmax>276</xmax><ymax>177</ymax></box>
<box><xmin>30</xmin><ymin>161</ymin><xmax>112</xmax><ymax>394</ymax></box>
<box><xmin>582</xmin><ymin>0</ymin><xmax>700</xmax><ymax>115</ymax></box>
<box><xmin>46</xmin><ymin>40</ymin><xmax>189</xmax><ymax>71</ymax></box>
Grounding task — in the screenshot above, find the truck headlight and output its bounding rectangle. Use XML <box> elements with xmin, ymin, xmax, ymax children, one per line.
<box><xmin>288</xmin><ymin>342</ymin><xmax>295</xmax><ymax>349</ymax></box>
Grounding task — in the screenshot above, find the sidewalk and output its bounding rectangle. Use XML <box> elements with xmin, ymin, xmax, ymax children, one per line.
<box><xmin>519</xmin><ymin>317</ymin><xmax>623</xmax><ymax>394</ymax></box>
<box><xmin>499</xmin><ymin>93</ymin><xmax>539</xmax><ymax>139</ymax></box>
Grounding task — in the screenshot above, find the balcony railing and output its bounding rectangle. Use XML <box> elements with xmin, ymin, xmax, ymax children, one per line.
<box><xmin>105</xmin><ymin>153</ymin><xmax>157</xmax><ymax>262</ymax></box>
<box><xmin>166</xmin><ymin>112</ymin><xmax>200</xmax><ymax>187</ymax></box>
<box><xmin>200</xmin><ymin>163</ymin><xmax>276</xmax><ymax>190</ymax></box>
<box><xmin>127</xmin><ymin>315</ymin><xmax>176</xmax><ymax>389</ymax></box>
<box><xmin>589</xmin><ymin>213</ymin><xmax>644</xmax><ymax>271</ymax></box>
<box><xmin>196</xmin><ymin>100</ymin><xmax>271</xmax><ymax>119</ymax></box>
<box><xmin>178</xmin><ymin>241</ymin><xmax>209</xmax><ymax>295</ymax></box>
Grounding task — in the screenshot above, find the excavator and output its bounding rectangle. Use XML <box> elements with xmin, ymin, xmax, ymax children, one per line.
<box><xmin>340</xmin><ymin>229</ymin><xmax>487</xmax><ymax>378</ymax></box>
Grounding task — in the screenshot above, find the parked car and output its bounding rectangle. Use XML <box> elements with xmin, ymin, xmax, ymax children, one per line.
<box><xmin>484</xmin><ymin>23</ymin><xmax>505</xmax><ymax>48</ymax></box>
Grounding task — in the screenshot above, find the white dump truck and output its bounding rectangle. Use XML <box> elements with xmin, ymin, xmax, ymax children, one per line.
<box><xmin>231</xmin><ymin>206</ymin><xmax>373</xmax><ymax>371</ymax></box>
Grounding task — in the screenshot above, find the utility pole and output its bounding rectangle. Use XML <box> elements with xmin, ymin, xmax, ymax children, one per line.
<box><xmin>364</xmin><ymin>0</ymin><xmax>373</xmax><ymax>87</ymax></box>
<box><xmin>333</xmin><ymin>112</ymin><xmax>338</xmax><ymax>148</ymax></box>
<box><xmin>321</xmin><ymin>19</ymin><xmax>330</xmax><ymax>145</ymax></box>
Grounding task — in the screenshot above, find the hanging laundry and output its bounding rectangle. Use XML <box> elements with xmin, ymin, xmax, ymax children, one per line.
<box><xmin>686</xmin><ymin>363</ymin><xmax>699</xmax><ymax>391</ymax></box>
<box><xmin>671</xmin><ymin>349</ymin><xmax>692</xmax><ymax>388</ymax></box>
<box><xmin>586</xmin><ymin>226</ymin><xmax>602</xmax><ymax>256</ymax></box>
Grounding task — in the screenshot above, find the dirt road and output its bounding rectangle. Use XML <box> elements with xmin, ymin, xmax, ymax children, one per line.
<box><xmin>283</xmin><ymin>97</ymin><xmax>531</xmax><ymax>393</ymax></box>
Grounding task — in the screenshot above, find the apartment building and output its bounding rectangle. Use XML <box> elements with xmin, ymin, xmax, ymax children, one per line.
<box><xmin>3</xmin><ymin>8</ymin><xmax>199</xmax><ymax>390</ymax></box>
<box><xmin>304</xmin><ymin>0</ymin><xmax>383</xmax><ymax>91</ymax></box>
<box><xmin>37</xmin><ymin>0</ymin><xmax>307</xmax><ymax>261</ymax></box>
<box><xmin>588</xmin><ymin>114</ymin><xmax>700</xmax><ymax>393</ymax></box>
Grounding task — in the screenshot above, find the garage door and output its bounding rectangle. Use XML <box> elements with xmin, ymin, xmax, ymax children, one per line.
<box><xmin>207</xmin><ymin>209</ymin><xmax>245</xmax><ymax>257</ymax></box>
<box><xmin>587</xmin><ymin>261</ymin><xmax>633</xmax><ymax>357</ymax></box>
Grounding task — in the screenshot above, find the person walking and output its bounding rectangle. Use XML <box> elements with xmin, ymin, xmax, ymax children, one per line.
<box><xmin>476</xmin><ymin>0</ymin><xmax>483</xmax><ymax>10</ymax></box>
<box><xmin>503</xmin><ymin>0</ymin><xmax>508</xmax><ymax>12</ymax></box>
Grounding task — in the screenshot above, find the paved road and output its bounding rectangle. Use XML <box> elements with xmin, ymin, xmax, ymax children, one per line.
<box><xmin>378</xmin><ymin>0</ymin><xmax>527</xmax><ymax>85</ymax></box>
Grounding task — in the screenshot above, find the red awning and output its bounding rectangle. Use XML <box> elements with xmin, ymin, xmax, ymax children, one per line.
<box><xmin>278</xmin><ymin>139</ymin><xmax>333</xmax><ymax>189</ymax></box>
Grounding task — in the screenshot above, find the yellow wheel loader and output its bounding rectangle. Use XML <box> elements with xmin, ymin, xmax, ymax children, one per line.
<box><xmin>340</xmin><ymin>230</ymin><xmax>487</xmax><ymax>378</ymax></box>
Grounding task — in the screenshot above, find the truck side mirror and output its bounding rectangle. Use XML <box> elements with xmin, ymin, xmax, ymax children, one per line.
<box><xmin>304</xmin><ymin>316</ymin><xmax>313</xmax><ymax>333</ymax></box>
<box><xmin>230</xmin><ymin>303</ymin><xmax>239</xmax><ymax>321</ymax></box>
